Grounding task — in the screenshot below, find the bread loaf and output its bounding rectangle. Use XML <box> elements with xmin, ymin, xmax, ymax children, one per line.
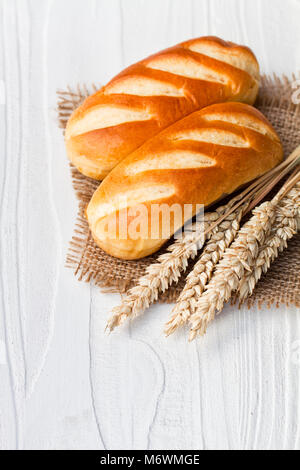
<box><xmin>65</xmin><ymin>36</ymin><xmax>260</xmax><ymax>180</ymax></box>
<box><xmin>86</xmin><ymin>102</ymin><xmax>283</xmax><ymax>260</ymax></box>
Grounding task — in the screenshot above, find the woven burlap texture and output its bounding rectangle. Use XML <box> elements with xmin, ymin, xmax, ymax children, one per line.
<box><xmin>58</xmin><ymin>75</ymin><xmax>300</xmax><ymax>308</ymax></box>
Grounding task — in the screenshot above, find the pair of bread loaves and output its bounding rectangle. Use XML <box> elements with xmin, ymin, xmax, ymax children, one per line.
<box><xmin>65</xmin><ymin>36</ymin><xmax>283</xmax><ymax>260</ymax></box>
<box><xmin>65</xmin><ymin>36</ymin><xmax>260</xmax><ymax>179</ymax></box>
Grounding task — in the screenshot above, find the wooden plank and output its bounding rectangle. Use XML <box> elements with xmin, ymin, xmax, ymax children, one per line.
<box><xmin>0</xmin><ymin>0</ymin><xmax>299</xmax><ymax>450</ymax></box>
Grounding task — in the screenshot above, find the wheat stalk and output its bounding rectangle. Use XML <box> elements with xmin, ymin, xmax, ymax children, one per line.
<box><xmin>106</xmin><ymin>147</ymin><xmax>300</xmax><ymax>333</ymax></box>
<box><xmin>106</xmin><ymin>173</ymin><xmax>289</xmax><ymax>332</ymax></box>
<box><xmin>238</xmin><ymin>182</ymin><xmax>300</xmax><ymax>302</ymax></box>
<box><xmin>164</xmin><ymin>201</ymin><xmax>248</xmax><ymax>336</ymax></box>
<box><xmin>188</xmin><ymin>173</ymin><xmax>300</xmax><ymax>340</ymax></box>
<box><xmin>188</xmin><ymin>200</ymin><xmax>277</xmax><ymax>340</ymax></box>
<box><xmin>105</xmin><ymin>200</ymin><xmax>240</xmax><ymax>332</ymax></box>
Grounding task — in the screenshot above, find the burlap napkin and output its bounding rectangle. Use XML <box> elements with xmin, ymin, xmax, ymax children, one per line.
<box><xmin>58</xmin><ymin>75</ymin><xmax>300</xmax><ymax>308</ymax></box>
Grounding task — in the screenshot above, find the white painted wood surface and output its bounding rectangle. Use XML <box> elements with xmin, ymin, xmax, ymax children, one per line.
<box><xmin>1</xmin><ymin>0</ymin><xmax>300</xmax><ymax>450</ymax></box>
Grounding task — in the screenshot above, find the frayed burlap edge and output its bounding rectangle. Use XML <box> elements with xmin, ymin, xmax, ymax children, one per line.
<box><xmin>59</xmin><ymin>74</ymin><xmax>300</xmax><ymax>308</ymax></box>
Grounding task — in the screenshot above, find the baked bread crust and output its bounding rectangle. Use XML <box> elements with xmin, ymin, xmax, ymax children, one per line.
<box><xmin>65</xmin><ymin>36</ymin><xmax>260</xmax><ymax>179</ymax></box>
<box><xmin>86</xmin><ymin>102</ymin><xmax>283</xmax><ymax>260</ymax></box>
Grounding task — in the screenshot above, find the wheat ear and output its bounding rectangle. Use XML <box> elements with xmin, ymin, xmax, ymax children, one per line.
<box><xmin>164</xmin><ymin>201</ymin><xmax>248</xmax><ymax>336</ymax></box>
<box><xmin>105</xmin><ymin>200</ymin><xmax>239</xmax><ymax>332</ymax></box>
<box><xmin>238</xmin><ymin>182</ymin><xmax>300</xmax><ymax>302</ymax></box>
<box><xmin>106</xmin><ymin>154</ymin><xmax>300</xmax><ymax>333</ymax></box>
<box><xmin>188</xmin><ymin>201</ymin><xmax>277</xmax><ymax>340</ymax></box>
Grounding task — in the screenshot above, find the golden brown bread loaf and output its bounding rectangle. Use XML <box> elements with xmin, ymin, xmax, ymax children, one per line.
<box><xmin>86</xmin><ymin>102</ymin><xmax>283</xmax><ymax>260</ymax></box>
<box><xmin>65</xmin><ymin>36</ymin><xmax>260</xmax><ymax>180</ymax></box>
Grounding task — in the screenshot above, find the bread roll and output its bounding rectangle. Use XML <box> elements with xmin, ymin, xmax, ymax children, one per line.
<box><xmin>86</xmin><ymin>102</ymin><xmax>283</xmax><ymax>260</ymax></box>
<box><xmin>66</xmin><ymin>36</ymin><xmax>260</xmax><ymax>180</ymax></box>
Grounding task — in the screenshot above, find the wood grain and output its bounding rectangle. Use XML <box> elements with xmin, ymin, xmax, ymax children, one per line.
<box><xmin>0</xmin><ymin>0</ymin><xmax>299</xmax><ymax>450</ymax></box>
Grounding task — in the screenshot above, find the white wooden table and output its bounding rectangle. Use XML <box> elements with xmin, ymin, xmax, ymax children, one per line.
<box><xmin>1</xmin><ymin>0</ymin><xmax>300</xmax><ymax>450</ymax></box>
